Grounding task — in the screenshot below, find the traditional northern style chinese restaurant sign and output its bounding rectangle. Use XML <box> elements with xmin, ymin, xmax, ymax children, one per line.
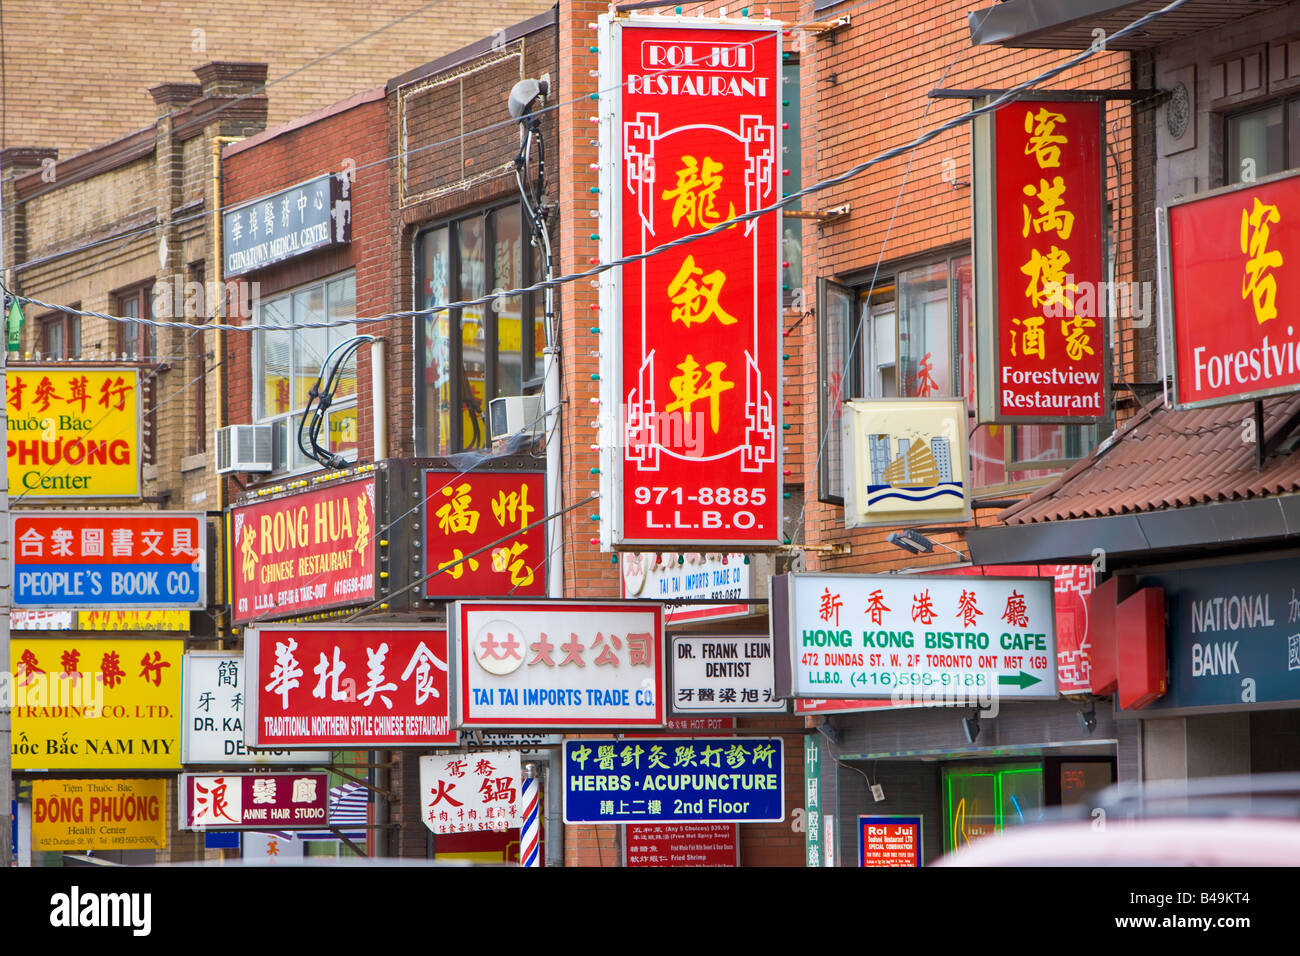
<box><xmin>423</xmin><ymin>469</ymin><xmax>545</xmax><ymax>598</ymax></box>
<box><xmin>452</xmin><ymin>601</ymin><xmax>664</xmax><ymax>728</ymax></box>
<box><xmin>179</xmin><ymin>773</ymin><xmax>331</xmax><ymax>830</ymax></box>
<box><xmin>973</xmin><ymin>99</ymin><xmax>1108</xmax><ymax>423</ymax></box>
<box><xmin>6</xmin><ymin>366</ymin><xmax>141</xmax><ymax>497</ymax></box>
<box><xmin>9</xmin><ymin>638</ymin><xmax>183</xmax><ymax>771</ymax></box>
<box><xmin>228</xmin><ymin>475</ymin><xmax>376</xmax><ymax>624</ymax></box>
<box><xmin>597</xmin><ymin>15</ymin><xmax>783</xmax><ymax>549</ymax></box>
<box><xmin>245</xmin><ymin>626</ymin><xmax>456</xmax><ymax>748</ymax></box>
<box><xmin>1162</xmin><ymin>169</ymin><xmax>1300</xmax><ymax>408</ymax></box>
<box><xmin>419</xmin><ymin>750</ymin><xmax>523</xmax><ymax>836</ymax></box>
<box><xmin>10</xmin><ymin>512</ymin><xmax>205</xmax><ymax>610</ymax></box>
<box><xmin>772</xmin><ymin>573</ymin><xmax>1058</xmax><ymax>700</ymax></box>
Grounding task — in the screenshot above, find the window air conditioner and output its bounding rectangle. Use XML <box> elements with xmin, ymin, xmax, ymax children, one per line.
<box><xmin>488</xmin><ymin>394</ymin><xmax>544</xmax><ymax>444</ymax></box>
<box><xmin>215</xmin><ymin>424</ymin><xmax>274</xmax><ymax>474</ymax></box>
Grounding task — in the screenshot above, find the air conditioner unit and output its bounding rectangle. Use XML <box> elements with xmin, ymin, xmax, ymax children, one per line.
<box><xmin>215</xmin><ymin>424</ymin><xmax>274</xmax><ymax>474</ymax></box>
<box><xmin>488</xmin><ymin>394</ymin><xmax>544</xmax><ymax>443</ymax></box>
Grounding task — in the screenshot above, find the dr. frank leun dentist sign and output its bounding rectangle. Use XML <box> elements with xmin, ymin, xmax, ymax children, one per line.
<box><xmin>223</xmin><ymin>172</ymin><xmax>351</xmax><ymax>277</ymax></box>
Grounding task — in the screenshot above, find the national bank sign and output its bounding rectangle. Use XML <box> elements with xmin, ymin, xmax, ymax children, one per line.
<box><xmin>223</xmin><ymin>173</ymin><xmax>351</xmax><ymax>277</ymax></box>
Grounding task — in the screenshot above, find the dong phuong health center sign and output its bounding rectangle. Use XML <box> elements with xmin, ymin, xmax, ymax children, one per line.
<box><xmin>596</xmin><ymin>15</ymin><xmax>783</xmax><ymax>549</ymax></box>
<box><xmin>6</xmin><ymin>367</ymin><xmax>141</xmax><ymax>497</ymax></box>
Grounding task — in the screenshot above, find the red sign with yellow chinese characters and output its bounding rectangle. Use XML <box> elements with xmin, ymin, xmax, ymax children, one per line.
<box><xmin>599</xmin><ymin>17</ymin><xmax>782</xmax><ymax>547</ymax></box>
<box><xmin>1164</xmin><ymin>170</ymin><xmax>1300</xmax><ymax>407</ymax></box>
<box><xmin>979</xmin><ymin>99</ymin><xmax>1107</xmax><ymax>423</ymax></box>
<box><xmin>245</xmin><ymin>626</ymin><xmax>455</xmax><ymax>747</ymax></box>
<box><xmin>229</xmin><ymin>476</ymin><xmax>376</xmax><ymax>624</ymax></box>
<box><xmin>423</xmin><ymin>470</ymin><xmax>545</xmax><ymax>598</ymax></box>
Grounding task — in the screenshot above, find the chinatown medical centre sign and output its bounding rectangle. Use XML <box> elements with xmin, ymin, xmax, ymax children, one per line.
<box><xmin>1161</xmin><ymin>169</ymin><xmax>1300</xmax><ymax>408</ymax></box>
<box><xmin>596</xmin><ymin>15</ymin><xmax>783</xmax><ymax>549</ymax></box>
<box><xmin>11</xmin><ymin>511</ymin><xmax>205</xmax><ymax>610</ymax></box>
<box><xmin>223</xmin><ymin>172</ymin><xmax>351</xmax><ymax>277</ymax></box>
<box><xmin>452</xmin><ymin>601</ymin><xmax>665</xmax><ymax>728</ymax></box>
<box><xmin>245</xmin><ymin>626</ymin><xmax>456</xmax><ymax>748</ymax></box>
<box><xmin>773</xmin><ymin>573</ymin><xmax>1058</xmax><ymax>702</ymax></box>
<box><xmin>6</xmin><ymin>366</ymin><xmax>142</xmax><ymax>497</ymax></box>
<box><xmin>973</xmin><ymin>98</ymin><xmax>1108</xmax><ymax>424</ymax></box>
<box><xmin>229</xmin><ymin>475</ymin><xmax>376</xmax><ymax>623</ymax></box>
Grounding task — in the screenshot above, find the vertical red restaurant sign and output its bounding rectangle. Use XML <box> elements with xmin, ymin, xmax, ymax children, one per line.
<box><xmin>597</xmin><ymin>15</ymin><xmax>782</xmax><ymax>548</ymax></box>
<box><xmin>1162</xmin><ymin>169</ymin><xmax>1300</xmax><ymax>408</ymax></box>
<box><xmin>975</xmin><ymin>98</ymin><xmax>1108</xmax><ymax>423</ymax></box>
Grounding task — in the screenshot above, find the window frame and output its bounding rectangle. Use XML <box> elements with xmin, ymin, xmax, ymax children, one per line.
<box><xmin>413</xmin><ymin>200</ymin><xmax>545</xmax><ymax>457</ymax></box>
<box><xmin>114</xmin><ymin>283</ymin><xmax>156</xmax><ymax>362</ymax></box>
<box><xmin>252</xmin><ymin>271</ymin><xmax>359</xmax><ymax>476</ymax></box>
<box><xmin>38</xmin><ymin>308</ymin><xmax>80</xmax><ymax>360</ymax></box>
<box><xmin>1222</xmin><ymin>96</ymin><xmax>1297</xmax><ymax>187</ymax></box>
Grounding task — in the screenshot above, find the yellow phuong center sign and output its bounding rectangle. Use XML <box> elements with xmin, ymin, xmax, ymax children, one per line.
<box><xmin>6</xmin><ymin>367</ymin><xmax>141</xmax><ymax>497</ymax></box>
<box><xmin>32</xmin><ymin>778</ymin><xmax>168</xmax><ymax>852</ymax></box>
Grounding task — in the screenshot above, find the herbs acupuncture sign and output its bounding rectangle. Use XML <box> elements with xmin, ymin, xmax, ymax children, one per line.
<box><xmin>597</xmin><ymin>15</ymin><xmax>783</xmax><ymax>548</ymax></box>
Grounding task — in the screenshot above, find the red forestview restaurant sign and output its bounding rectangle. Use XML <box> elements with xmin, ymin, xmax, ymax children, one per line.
<box><xmin>245</xmin><ymin>626</ymin><xmax>455</xmax><ymax>748</ymax></box>
<box><xmin>978</xmin><ymin>98</ymin><xmax>1107</xmax><ymax>423</ymax></box>
<box><xmin>1164</xmin><ymin>170</ymin><xmax>1300</xmax><ymax>408</ymax></box>
<box><xmin>229</xmin><ymin>476</ymin><xmax>376</xmax><ymax>624</ymax></box>
<box><xmin>598</xmin><ymin>16</ymin><xmax>782</xmax><ymax>548</ymax></box>
<box><xmin>424</xmin><ymin>470</ymin><xmax>545</xmax><ymax>598</ymax></box>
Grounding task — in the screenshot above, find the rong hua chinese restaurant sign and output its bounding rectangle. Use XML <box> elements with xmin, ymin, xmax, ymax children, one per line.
<box><xmin>1162</xmin><ymin>169</ymin><xmax>1300</xmax><ymax>408</ymax></box>
<box><xmin>596</xmin><ymin>15</ymin><xmax>783</xmax><ymax>549</ymax></box>
<box><xmin>228</xmin><ymin>475</ymin><xmax>376</xmax><ymax>623</ymax></box>
<box><xmin>245</xmin><ymin>626</ymin><xmax>456</xmax><ymax>748</ymax></box>
<box><xmin>772</xmin><ymin>573</ymin><xmax>1057</xmax><ymax>701</ymax></box>
<box><xmin>6</xmin><ymin>367</ymin><xmax>141</xmax><ymax>497</ymax></box>
<box><xmin>452</xmin><ymin>601</ymin><xmax>664</xmax><ymax>728</ymax></box>
<box><xmin>973</xmin><ymin>98</ymin><xmax>1108</xmax><ymax>424</ymax></box>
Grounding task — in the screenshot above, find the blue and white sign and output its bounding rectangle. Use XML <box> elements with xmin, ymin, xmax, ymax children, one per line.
<box><xmin>223</xmin><ymin>173</ymin><xmax>351</xmax><ymax>277</ymax></box>
<box><xmin>1120</xmin><ymin>557</ymin><xmax>1300</xmax><ymax>714</ymax></box>
<box><xmin>563</xmin><ymin>737</ymin><xmax>784</xmax><ymax>824</ymax></box>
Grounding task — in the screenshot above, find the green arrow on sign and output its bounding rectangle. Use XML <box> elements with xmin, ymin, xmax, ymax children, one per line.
<box><xmin>998</xmin><ymin>671</ymin><xmax>1042</xmax><ymax>690</ymax></box>
<box><xmin>6</xmin><ymin>297</ymin><xmax>22</xmax><ymax>351</ymax></box>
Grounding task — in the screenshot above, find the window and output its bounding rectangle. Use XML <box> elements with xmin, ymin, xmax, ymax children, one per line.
<box><xmin>1224</xmin><ymin>99</ymin><xmax>1300</xmax><ymax>185</ymax></box>
<box><xmin>39</xmin><ymin>309</ymin><xmax>80</xmax><ymax>360</ymax></box>
<box><xmin>254</xmin><ymin>273</ymin><xmax>358</xmax><ymax>473</ymax></box>
<box><xmin>116</xmin><ymin>285</ymin><xmax>155</xmax><ymax>360</ymax></box>
<box><xmin>414</xmin><ymin>202</ymin><xmax>545</xmax><ymax>456</ymax></box>
<box><xmin>781</xmin><ymin>60</ymin><xmax>802</xmax><ymax>308</ymax></box>
<box><xmin>817</xmin><ymin>251</ymin><xmax>1106</xmax><ymax>502</ymax></box>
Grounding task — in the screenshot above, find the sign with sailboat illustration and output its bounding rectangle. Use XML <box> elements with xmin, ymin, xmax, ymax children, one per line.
<box><xmin>840</xmin><ymin>399</ymin><xmax>970</xmax><ymax>528</ymax></box>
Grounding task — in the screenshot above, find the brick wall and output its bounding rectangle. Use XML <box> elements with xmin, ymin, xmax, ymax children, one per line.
<box><xmin>0</xmin><ymin>0</ymin><xmax>556</xmax><ymax>154</ymax></box>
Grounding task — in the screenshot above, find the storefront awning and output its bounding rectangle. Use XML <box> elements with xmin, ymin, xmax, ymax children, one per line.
<box><xmin>968</xmin><ymin>394</ymin><xmax>1300</xmax><ymax>567</ymax></box>
<box><xmin>968</xmin><ymin>0</ymin><xmax>1295</xmax><ymax>51</ymax></box>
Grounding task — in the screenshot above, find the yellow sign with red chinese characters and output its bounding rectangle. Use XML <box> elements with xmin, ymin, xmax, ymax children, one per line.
<box><xmin>9</xmin><ymin>638</ymin><xmax>183</xmax><ymax>770</ymax></box>
<box><xmin>32</xmin><ymin>778</ymin><xmax>168</xmax><ymax>852</ymax></box>
<box><xmin>5</xmin><ymin>367</ymin><xmax>142</xmax><ymax>497</ymax></box>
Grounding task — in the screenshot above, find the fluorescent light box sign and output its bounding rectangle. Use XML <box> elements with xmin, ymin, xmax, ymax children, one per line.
<box><xmin>841</xmin><ymin>399</ymin><xmax>970</xmax><ymax>528</ymax></box>
<box><xmin>1161</xmin><ymin>169</ymin><xmax>1300</xmax><ymax>408</ymax></box>
<box><xmin>597</xmin><ymin>14</ymin><xmax>783</xmax><ymax>548</ymax></box>
<box><xmin>973</xmin><ymin>99</ymin><xmax>1108</xmax><ymax>423</ymax></box>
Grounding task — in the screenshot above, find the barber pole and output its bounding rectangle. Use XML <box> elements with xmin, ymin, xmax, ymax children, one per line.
<box><xmin>520</xmin><ymin>771</ymin><xmax>539</xmax><ymax>867</ymax></box>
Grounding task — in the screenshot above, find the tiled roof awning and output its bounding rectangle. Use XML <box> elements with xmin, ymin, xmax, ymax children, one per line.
<box><xmin>967</xmin><ymin>395</ymin><xmax>1300</xmax><ymax>567</ymax></box>
<box><xmin>969</xmin><ymin>0</ymin><xmax>1295</xmax><ymax>51</ymax></box>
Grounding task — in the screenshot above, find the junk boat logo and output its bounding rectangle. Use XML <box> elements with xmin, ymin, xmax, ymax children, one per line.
<box><xmin>49</xmin><ymin>886</ymin><xmax>151</xmax><ymax>936</ymax></box>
